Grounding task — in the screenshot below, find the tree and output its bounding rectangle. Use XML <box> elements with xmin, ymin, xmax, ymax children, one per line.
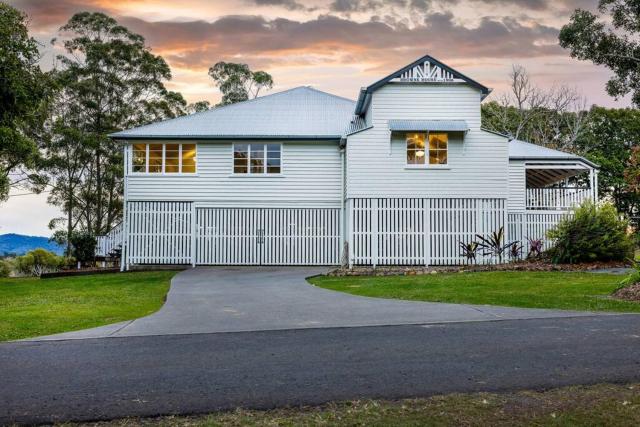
<box><xmin>482</xmin><ymin>65</ymin><xmax>588</xmax><ymax>150</ymax></box>
<box><xmin>46</xmin><ymin>12</ymin><xmax>188</xmax><ymax>239</ymax></box>
<box><xmin>559</xmin><ymin>0</ymin><xmax>640</xmax><ymax>107</ymax></box>
<box><xmin>624</xmin><ymin>146</ymin><xmax>640</xmax><ymax>194</ymax></box>
<box><xmin>208</xmin><ymin>62</ymin><xmax>273</xmax><ymax>106</ymax></box>
<box><xmin>0</xmin><ymin>3</ymin><xmax>50</xmax><ymax>202</ymax></box>
<box><xmin>187</xmin><ymin>100</ymin><xmax>210</xmax><ymax>113</ymax></box>
<box><xmin>68</xmin><ymin>230</ymin><xmax>96</xmax><ymax>267</ymax></box>
<box><xmin>44</xmin><ymin>122</ymin><xmax>92</xmax><ymax>256</ymax></box>
<box><xmin>574</xmin><ymin>106</ymin><xmax>640</xmax><ymax>217</ymax></box>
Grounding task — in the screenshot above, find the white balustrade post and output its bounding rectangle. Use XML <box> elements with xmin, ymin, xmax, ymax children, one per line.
<box><xmin>371</xmin><ymin>199</ymin><xmax>379</xmax><ymax>268</ymax></box>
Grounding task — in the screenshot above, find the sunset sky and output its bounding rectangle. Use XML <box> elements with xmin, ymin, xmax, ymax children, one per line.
<box><xmin>1</xmin><ymin>0</ymin><xmax>632</xmax><ymax>236</ymax></box>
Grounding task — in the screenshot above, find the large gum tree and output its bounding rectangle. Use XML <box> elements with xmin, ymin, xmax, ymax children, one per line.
<box><xmin>47</xmin><ymin>12</ymin><xmax>189</xmax><ymax>239</ymax></box>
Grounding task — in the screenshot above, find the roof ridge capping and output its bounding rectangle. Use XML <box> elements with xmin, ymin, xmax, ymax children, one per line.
<box><xmin>354</xmin><ymin>54</ymin><xmax>492</xmax><ymax>115</ymax></box>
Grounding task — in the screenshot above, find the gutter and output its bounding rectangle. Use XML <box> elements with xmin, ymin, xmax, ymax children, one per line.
<box><xmin>109</xmin><ymin>134</ymin><xmax>344</xmax><ymax>141</ymax></box>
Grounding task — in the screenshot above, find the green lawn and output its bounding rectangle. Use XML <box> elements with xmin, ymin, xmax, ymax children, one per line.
<box><xmin>71</xmin><ymin>382</ymin><xmax>640</xmax><ymax>426</ymax></box>
<box><xmin>0</xmin><ymin>271</ymin><xmax>175</xmax><ymax>341</ymax></box>
<box><xmin>309</xmin><ymin>271</ymin><xmax>640</xmax><ymax>313</ymax></box>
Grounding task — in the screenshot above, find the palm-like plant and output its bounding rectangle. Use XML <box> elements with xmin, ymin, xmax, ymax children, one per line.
<box><xmin>476</xmin><ymin>227</ymin><xmax>516</xmax><ymax>264</ymax></box>
<box><xmin>459</xmin><ymin>241</ymin><xmax>479</xmax><ymax>263</ymax></box>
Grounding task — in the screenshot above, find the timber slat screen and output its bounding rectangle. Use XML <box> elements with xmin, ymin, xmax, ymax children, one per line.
<box><xmin>195</xmin><ymin>208</ymin><xmax>340</xmax><ymax>265</ymax></box>
<box><xmin>126</xmin><ymin>201</ymin><xmax>193</xmax><ymax>264</ymax></box>
<box><xmin>351</xmin><ymin>198</ymin><xmax>506</xmax><ymax>265</ymax></box>
<box><xmin>508</xmin><ymin>211</ymin><xmax>571</xmax><ymax>252</ymax></box>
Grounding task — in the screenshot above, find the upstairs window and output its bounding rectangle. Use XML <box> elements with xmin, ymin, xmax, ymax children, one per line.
<box><xmin>406</xmin><ymin>132</ymin><xmax>448</xmax><ymax>166</ymax></box>
<box><xmin>234</xmin><ymin>143</ymin><xmax>281</xmax><ymax>174</ymax></box>
<box><xmin>131</xmin><ymin>143</ymin><xmax>196</xmax><ymax>173</ymax></box>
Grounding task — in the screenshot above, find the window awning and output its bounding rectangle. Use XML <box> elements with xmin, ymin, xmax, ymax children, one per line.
<box><xmin>388</xmin><ymin>120</ymin><xmax>469</xmax><ymax>132</ymax></box>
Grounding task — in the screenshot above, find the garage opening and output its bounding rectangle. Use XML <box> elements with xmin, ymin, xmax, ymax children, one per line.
<box><xmin>195</xmin><ymin>208</ymin><xmax>341</xmax><ymax>265</ymax></box>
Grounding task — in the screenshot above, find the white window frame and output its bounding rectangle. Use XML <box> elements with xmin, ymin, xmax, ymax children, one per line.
<box><xmin>130</xmin><ymin>142</ymin><xmax>198</xmax><ymax>175</ymax></box>
<box><xmin>405</xmin><ymin>132</ymin><xmax>449</xmax><ymax>169</ymax></box>
<box><xmin>232</xmin><ymin>142</ymin><xmax>282</xmax><ymax>175</ymax></box>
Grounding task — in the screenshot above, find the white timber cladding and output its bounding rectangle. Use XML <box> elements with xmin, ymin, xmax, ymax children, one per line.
<box><xmin>350</xmin><ymin>198</ymin><xmax>507</xmax><ymax>266</ymax></box>
<box><xmin>508</xmin><ymin>160</ymin><xmax>526</xmax><ymax>211</ymax></box>
<box><xmin>346</xmin><ymin>84</ymin><xmax>509</xmax><ymax>198</ymax></box>
<box><xmin>195</xmin><ymin>208</ymin><xmax>340</xmax><ymax>265</ymax></box>
<box><xmin>125</xmin><ymin>140</ymin><xmax>342</xmax><ymax>208</ymax></box>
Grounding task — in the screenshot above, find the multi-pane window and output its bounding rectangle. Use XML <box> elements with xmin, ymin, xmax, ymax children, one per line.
<box><xmin>234</xmin><ymin>143</ymin><xmax>281</xmax><ymax>174</ymax></box>
<box><xmin>406</xmin><ymin>132</ymin><xmax>448</xmax><ymax>166</ymax></box>
<box><xmin>131</xmin><ymin>143</ymin><xmax>197</xmax><ymax>173</ymax></box>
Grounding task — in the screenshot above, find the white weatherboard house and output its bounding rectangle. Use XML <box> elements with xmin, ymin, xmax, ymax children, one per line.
<box><xmin>100</xmin><ymin>55</ymin><xmax>598</xmax><ymax>269</ymax></box>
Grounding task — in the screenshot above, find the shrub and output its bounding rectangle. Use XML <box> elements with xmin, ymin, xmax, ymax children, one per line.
<box><xmin>0</xmin><ymin>259</ymin><xmax>12</xmax><ymax>277</ymax></box>
<box><xmin>547</xmin><ymin>200</ymin><xmax>634</xmax><ymax>264</ymax></box>
<box><xmin>14</xmin><ymin>248</ymin><xmax>65</xmax><ymax>276</ymax></box>
<box><xmin>69</xmin><ymin>231</ymin><xmax>97</xmax><ymax>266</ymax></box>
<box><xmin>619</xmin><ymin>259</ymin><xmax>640</xmax><ymax>290</ymax></box>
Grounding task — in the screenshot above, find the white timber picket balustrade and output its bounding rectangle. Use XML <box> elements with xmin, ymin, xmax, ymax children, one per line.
<box><xmin>526</xmin><ymin>187</ymin><xmax>591</xmax><ymax>210</ymax></box>
<box><xmin>96</xmin><ymin>222</ymin><xmax>123</xmax><ymax>257</ymax></box>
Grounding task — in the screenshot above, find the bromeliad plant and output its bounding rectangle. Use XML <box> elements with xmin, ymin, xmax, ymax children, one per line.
<box><xmin>527</xmin><ymin>237</ymin><xmax>544</xmax><ymax>259</ymax></box>
<box><xmin>509</xmin><ymin>240</ymin><xmax>523</xmax><ymax>260</ymax></box>
<box><xmin>476</xmin><ymin>227</ymin><xmax>516</xmax><ymax>264</ymax></box>
<box><xmin>459</xmin><ymin>241</ymin><xmax>479</xmax><ymax>263</ymax></box>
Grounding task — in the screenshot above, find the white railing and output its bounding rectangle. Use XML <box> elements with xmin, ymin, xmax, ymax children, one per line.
<box><xmin>526</xmin><ymin>187</ymin><xmax>591</xmax><ymax>210</ymax></box>
<box><xmin>508</xmin><ymin>211</ymin><xmax>572</xmax><ymax>252</ymax></box>
<box><xmin>96</xmin><ymin>222</ymin><xmax>124</xmax><ymax>257</ymax></box>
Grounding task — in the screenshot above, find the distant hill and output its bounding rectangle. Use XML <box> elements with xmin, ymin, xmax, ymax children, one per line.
<box><xmin>0</xmin><ymin>234</ymin><xmax>64</xmax><ymax>256</ymax></box>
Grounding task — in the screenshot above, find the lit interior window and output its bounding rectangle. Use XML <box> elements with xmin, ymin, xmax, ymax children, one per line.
<box><xmin>131</xmin><ymin>143</ymin><xmax>197</xmax><ymax>174</ymax></box>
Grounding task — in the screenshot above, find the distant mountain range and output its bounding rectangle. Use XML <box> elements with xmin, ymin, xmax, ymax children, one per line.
<box><xmin>0</xmin><ymin>234</ymin><xmax>64</xmax><ymax>256</ymax></box>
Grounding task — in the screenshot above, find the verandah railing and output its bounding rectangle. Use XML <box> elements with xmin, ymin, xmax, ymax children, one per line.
<box><xmin>526</xmin><ymin>187</ymin><xmax>591</xmax><ymax>210</ymax></box>
<box><xmin>96</xmin><ymin>222</ymin><xmax>124</xmax><ymax>257</ymax></box>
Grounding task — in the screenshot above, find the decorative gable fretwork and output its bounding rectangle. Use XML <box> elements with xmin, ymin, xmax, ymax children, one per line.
<box><xmin>391</xmin><ymin>60</ymin><xmax>465</xmax><ymax>84</ymax></box>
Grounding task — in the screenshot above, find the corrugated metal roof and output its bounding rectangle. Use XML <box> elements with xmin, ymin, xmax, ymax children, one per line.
<box><xmin>344</xmin><ymin>115</ymin><xmax>369</xmax><ymax>136</ymax></box>
<box><xmin>388</xmin><ymin>120</ymin><xmax>469</xmax><ymax>132</ymax></box>
<box><xmin>509</xmin><ymin>139</ymin><xmax>597</xmax><ymax>168</ymax></box>
<box><xmin>110</xmin><ymin>86</ymin><xmax>355</xmax><ymax>140</ymax></box>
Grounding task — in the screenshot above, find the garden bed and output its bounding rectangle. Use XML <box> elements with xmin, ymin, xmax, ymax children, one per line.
<box><xmin>613</xmin><ymin>283</ymin><xmax>640</xmax><ymax>302</ymax></box>
<box><xmin>329</xmin><ymin>260</ymin><xmax>630</xmax><ymax>277</ymax></box>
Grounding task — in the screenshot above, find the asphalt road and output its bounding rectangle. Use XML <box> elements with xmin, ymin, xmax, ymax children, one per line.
<box><xmin>2</xmin><ymin>314</ymin><xmax>640</xmax><ymax>425</ymax></box>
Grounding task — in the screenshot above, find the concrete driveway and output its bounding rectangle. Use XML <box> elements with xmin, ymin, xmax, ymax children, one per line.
<box><xmin>28</xmin><ymin>266</ymin><xmax>605</xmax><ymax>341</ymax></box>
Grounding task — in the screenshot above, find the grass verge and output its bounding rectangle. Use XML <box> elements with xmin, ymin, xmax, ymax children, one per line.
<box><xmin>69</xmin><ymin>382</ymin><xmax>640</xmax><ymax>426</ymax></box>
<box><xmin>0</xmin><ymin>271</ymin><xmax>175</xmax><ymax>341</ymax></box>
<box><xmin>308</xmin><ymin>271</ymin><xmax>640</xmax><ymax>312</ymax></box>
